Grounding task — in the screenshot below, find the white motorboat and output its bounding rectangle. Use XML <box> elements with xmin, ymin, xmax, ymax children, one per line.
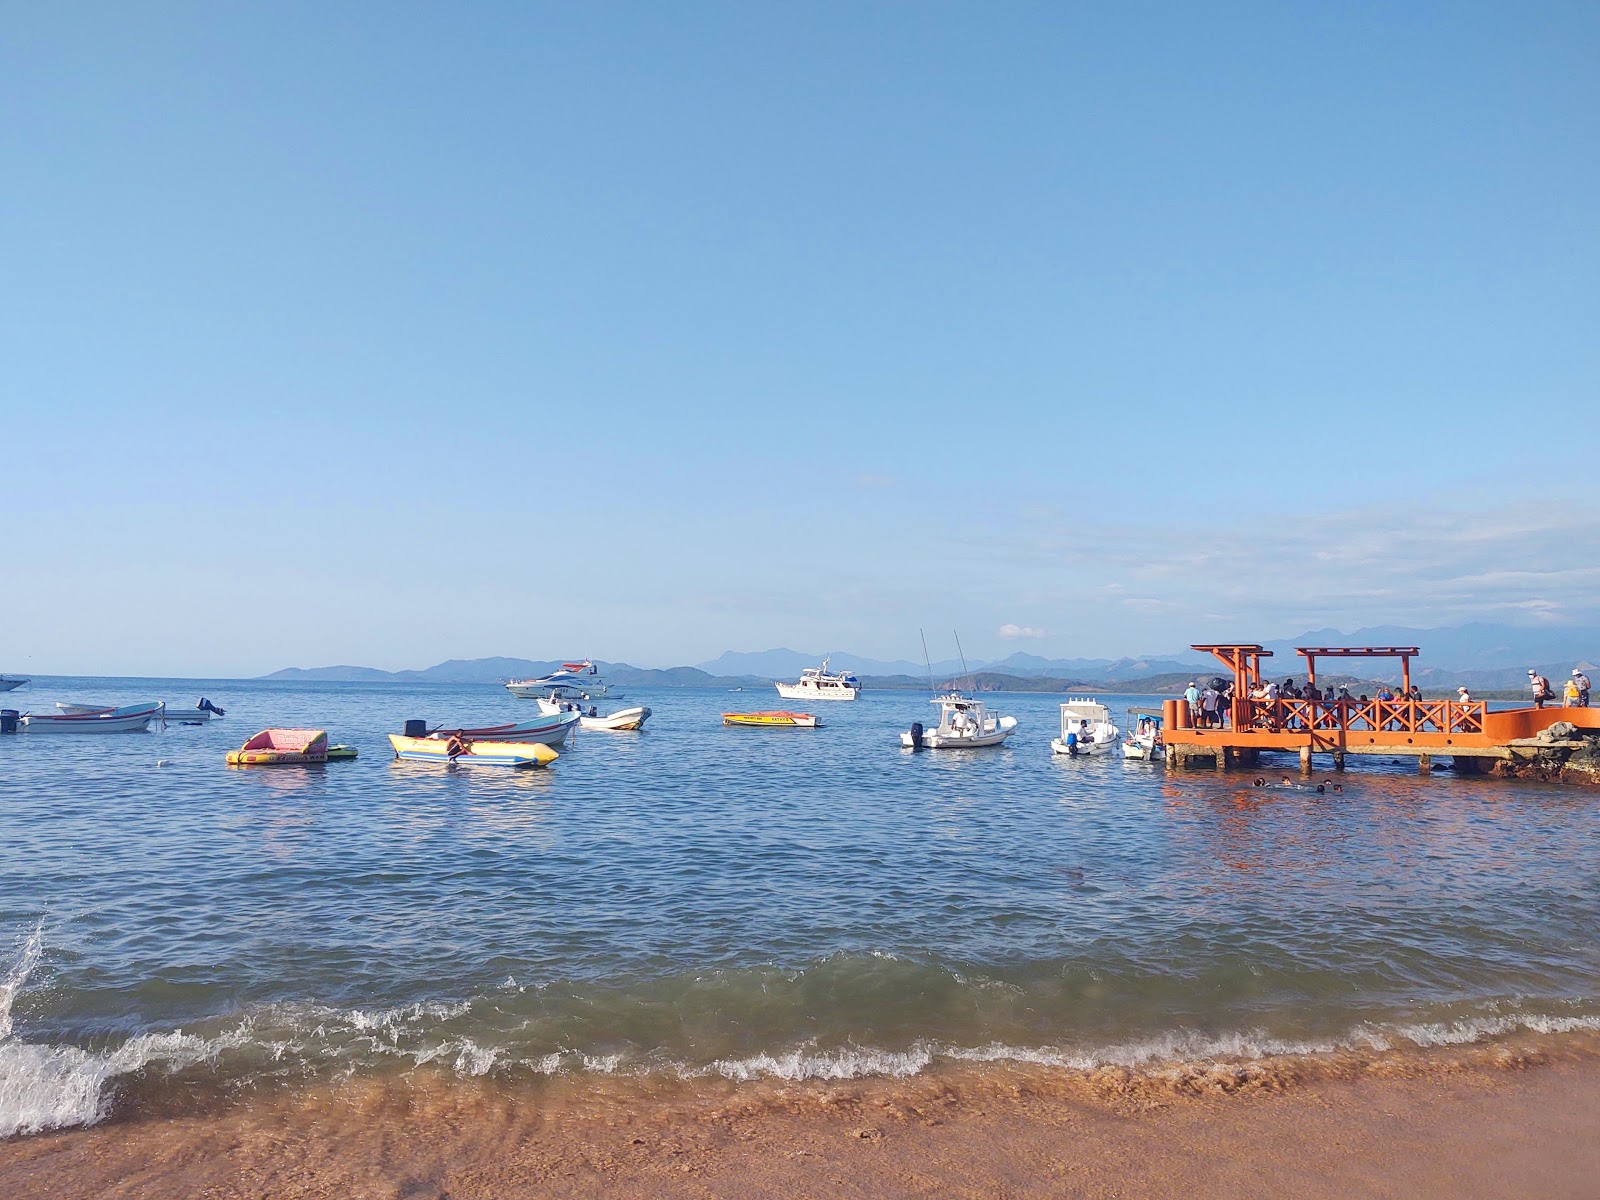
<box><xmin>902</xmin><ymin>693</ymin><xmax>1017</xmax><ymax>749</ymax></box>
<box><xmin>422</xmin><ymin>711</ymin><xmax>580</xmax><ymax>748</ymax></box>
<box><xmin>1122</xmin><ymin>707</ymin><xmax>1163</xmax><ymax>760</ymax></box>
<box><xmin>536</xmin><ymin>696</ymin><xmax>652</xmax><ymax>731</ymax></box>
<box><xmin>775</xmin><ymin>658</ymin><xmax>861</xmax><ymax>702</ymax></box>
<box><xmin>0</xmin><ymin>676</ymin><xmax>28</xmax><ymax>692</ymax></box>
<box><xmin>20</xmin><ymin>702</ymin><xmax>163</xmax><ymax>733</ymax></box>
<box><xmin>1050</xmin><ymin>698</ymin><xmax>1121</xmax><ymax>756</ymax></box>
<box><xmin>505</xmin><ymin>660</ymin><xmax>622</xmax><ymax>700</ymax></box>
<box><xmin>56</xmin><ymin>697</ymin><xmax>225</xmax><ymax>724</ymax></box>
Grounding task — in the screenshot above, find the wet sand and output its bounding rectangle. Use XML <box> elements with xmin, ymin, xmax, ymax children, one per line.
<box><xmin>5</xmin><ymin>1048</ymin><xmax>1600</xmax><ymax>1199</ymax></box>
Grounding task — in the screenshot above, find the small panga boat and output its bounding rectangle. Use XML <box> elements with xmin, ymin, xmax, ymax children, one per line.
<box><xmin>537</xmin><ymin>697</ymin><xmax>652</xmax><ymax>731</ymax></box>
<box><xmin>723</xmin><ymin>711</ymin><xmax>821</xmax><ymax>728</ymax></box>
<box><xmin>227</xmin><ymin>729</ymin><xmax>329</xmax><ymax>765</ymax></box>
<box><xmin>388</xmin><ymin>734</ymin><xmax>559</xmax><ymax>767</ymax></box>
<box><xmin>20</xmin><ymin>703</ymin><xmax>163</xmax><ymax>733</ymax></box>
<box><xmin>416</xmin><ymin>711</ymin><xmax>579</xmax><ymax>748</ymax></box>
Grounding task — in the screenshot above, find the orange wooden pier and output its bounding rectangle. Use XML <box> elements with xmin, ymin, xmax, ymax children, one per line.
<box><xmin>1162</xmin><ymin>643</ymin><xmax>1600</xmax><ymax>773</ymax></box>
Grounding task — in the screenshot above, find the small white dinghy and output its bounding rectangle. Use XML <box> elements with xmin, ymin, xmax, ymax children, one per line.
<box><xmin>537</xmin><ymin>696</ymin><xmax>652</xmax><ymax>731</ymax></box>
<box><xmin>902</xmin><ymin>693</ymin><xmax>1018</xmax><ymax>749</ymax></box>
<box><xmin>1122</xmin><ymin>707</ymin><xmax>1163</xmax><ymax>760</ymax></box>
<box><xmin>1050</xmin><ymin>698</ymin><xmax>1121</xmax><ymax>756</ymax></box>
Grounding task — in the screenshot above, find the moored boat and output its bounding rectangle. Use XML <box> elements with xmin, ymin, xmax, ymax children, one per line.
<box><xmin>414</xmin><ymin>711</ymin><xmax>579</xmax><ymax>748</ymax></box>
<box><xmin>1122</xmin><ymin>707</ymin><xmax>1164</xmax><ymax>760</ymax></box>
<box><xmin>536</xmin><ymin>696</ymin><xmax>652</xmax><ymax>731</ymax></box>
<box><xmin>0</xmin><ymin>676</ymin><xmax>28</xmax><ymax>692</ymax></box>
<box><xmin>901</xmin><ymin>693</ymin><xmax>1017</xmax><ymax>749</ymax></box>
<box><xmin>19</xmin><ymin>703</ymin><xmax>163</xmax><ymax>733</ymax></box>
<box><xmin>724</xmin><ymin>711</ymin><xmax>821</xmax><ymax>728</ymax></box>
<box><xmin>1050</xmin><ymin>698</ymin><xmax>1121</xmax><ymax>756</ymax></box>
<box><xmin>388</xmin><ymin>734</ymin><xmax>559</xmax><ymax>767</ymax></box>
<box><xmin>227</xmin><ymin>729</ymin><xmax>329</xmax><ymax>765</ymax></box>
<box><xmin>774</xmin><ymin>659</ymin><xmax>860</xmax><ymax>702</ymax></box>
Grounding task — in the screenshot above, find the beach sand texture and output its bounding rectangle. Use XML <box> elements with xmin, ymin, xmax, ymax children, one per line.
<box><xmin>4</xmin><ymin>1050</ymin><xmax>1598</xmax><ymax>1199</ymax></box>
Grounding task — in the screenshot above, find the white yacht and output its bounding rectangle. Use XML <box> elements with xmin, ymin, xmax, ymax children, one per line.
<box><xmin>506</xmin><ymin>660</ymin><xmax>621</xmax><ymax>700</ymax></box>
<box><xmin>902</xmin><ymin>693</ymin><xmax>1017</xmax><ymax>749</ymax></box>
<box><xmin>775</xmin><ymin>658</ymin><xmax>861</xmax><ymax>702</ymax></box>
<box><xmin>0</xmin><ymin>675</ymin><xmax>28</xmax><ymax>692</ymax></box>
<box><xmin>1050</xmin><ymin>698</ymin><xmax>1121</xmax><ymax>756</ymax></box>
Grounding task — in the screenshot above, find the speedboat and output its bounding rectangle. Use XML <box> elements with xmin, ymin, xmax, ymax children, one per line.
<box><xmin>902</xmin><ymin>693</ymin><xmax>1016</xmax><ymax>749</ymax></box>
<box><xmin>227</xmin><ymin>729</ymin><xmax>328</xmax><ymax>765</ymax></box>
<box><xmin>0</xmin><ymin>676</ymin><xmax>27</xmax><ymax>692</ymax></box>
<box><xmin>421</xmin><ymin>710</ymin><xmax>579</xmax><ymax>748</ymax></box>
<box><xmin>19</xmin><ymin>703</ymin><xmax>163</xmax><ymax>733</ymax></box>
<box><xmin>775</xmin><ymin>659</ymin><xmax>861</xmax><ymax>702</ymax></box>
<box><xmin>389</xmin><ymin>734</ymin><xmax>558</xmax><ymax>768</ymax></box>
<box><xmin>1050</xmin><ymin>699</ymin><xmax>1121</xmax><ymax>756</ymax></box>
<box><xmin>1122</xmin><ymin>707</ymin><xmax>1164</xmax><ymax>760</ymax></box>
<box><xmin>505</xmin><ymin>659</ymin><xmax>621</xmax><ymax>700</ymax></box>
<box><xmin>536</xmin><ymin>696</ymin><xmax>652</xmax><ymax>731</ymax></box>
<box><xmin>724</xmin><ymin>711</ymin><xmax>821</xmax><ymax>728</ymax></box>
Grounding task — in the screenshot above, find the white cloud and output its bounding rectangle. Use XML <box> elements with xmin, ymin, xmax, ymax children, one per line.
<box><xmin>999</xmin><ymin>623</ymin><xmax>1049</xmax><ymax>639</ymax></box>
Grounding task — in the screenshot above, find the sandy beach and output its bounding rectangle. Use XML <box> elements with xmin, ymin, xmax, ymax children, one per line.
<box><xmin>4</xmin><ymin>1045</ymin><xmax>1599</xmax><ymax>1199</ymax></box>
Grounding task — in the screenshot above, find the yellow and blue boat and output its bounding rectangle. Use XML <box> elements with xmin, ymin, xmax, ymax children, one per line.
<box><xmin>388</xmin><ymin>734</ymin><xmax>558</xmax><ymax>768</ymax></box>
<box><xmin>722</xmin><ymin>711</ymin><xmax>821</xmax><ymax>728</ymax></box>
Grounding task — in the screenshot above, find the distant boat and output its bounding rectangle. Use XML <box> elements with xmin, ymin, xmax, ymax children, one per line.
<box><xmin>724</xmin><ymin>711</ymin><xmax>821</xmax><ymax>728</ymax></box>
<box><xmin>1050</xmin><ymin>699</ymin><xmax>1121</xmax><ymax>757</ymax></box>
<box><xmin>902</xmin><ymin>694</ymin><xmax>1016</xmax><ymax>749</ymax></box>
<box><xmin>0</xmin><ymin>676</ymin><xmax>28</xmax><ymax>692</ymax></box>
<box><xmin>775</xmin><ymin>659</ymin><xmax>860</xmax><ymax>702</ymax></box>
<box><xmin>20</xmin><ymin>703</ymin><xmax>163</xmax><ymax>733</ymax></box>
<box><xmin>388</xmin><ymin>734</ymin><xmax>558</xmax><ymax>768</ymax></box>
<box><xmin>505</xmin><ymin>660</ymin><xmax>622</xmax><ymax>700</ymax></box>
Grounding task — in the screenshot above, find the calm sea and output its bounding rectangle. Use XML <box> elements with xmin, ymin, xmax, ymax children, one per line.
<box><xmin>3</xmin><ymin>677</ymin><xmax>1599</xmax><ymax>1137</ymax></box>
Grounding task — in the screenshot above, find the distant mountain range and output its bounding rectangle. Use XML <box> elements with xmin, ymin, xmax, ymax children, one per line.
<box><xmin>264</xmin><ymin>622</ymin><xmax>1600</xmax><ymax>694</ymax></box>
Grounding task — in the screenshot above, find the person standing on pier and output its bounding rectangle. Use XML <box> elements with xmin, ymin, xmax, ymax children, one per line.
<box><xmin>1563</xmin><ymin>675</ymin><xmax>1581</xmax><ymax>706</ymax></box>
<box><xmin>1529</xmin><ymin>669</ymin><xmax>1554</xmax><ymax>708</ymax></box>
<box><xmin>1573</xmin><ymin>669</ymin><xmax>1591</xmax><ymax>707</ymax></box>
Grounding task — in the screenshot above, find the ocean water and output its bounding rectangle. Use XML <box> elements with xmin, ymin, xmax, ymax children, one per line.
<box><xmin>2</xmin><ymin>677</ymin><xmax>1599</xmax><ymax>1138</ymax></box>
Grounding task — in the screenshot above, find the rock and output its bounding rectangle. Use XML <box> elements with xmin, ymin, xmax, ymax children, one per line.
<box><xmin>1546</xmin><ymin>720</ymin><xmax>1579</xmax><ymax>740</ymax></box>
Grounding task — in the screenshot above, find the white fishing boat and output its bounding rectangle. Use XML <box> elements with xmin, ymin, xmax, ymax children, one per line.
<box><xmin>0</xmin><ymin>676</ymin><xmax>28</xmax><ymax>692</ymax></box>
<box><xmin>775</xmin><ymin>658</ymin><xmax>861</xmax><ymax>702</ymax></box>
<box><xmin>19</xmin><ymin>702</ymin><xmax>164</xmax><ymax>733</ymax></box>
<box><xmin>535</xmin><ymin>696</ymin><xmax>652</xmax><ymax>731</ymax></box>
<box><xmin>901</xmin><ymin>693</ymin><xmax>1017</xmax><ymax>749</ymax></box>
<box><xmin>419</xmin><ymin>710</ymin><xmax>580</xmax><ymax>748</ymax></box>
<box><xmin>505</xmin><ymin>660</ymin><xmax>622</xmax><ymax>700</ymax></box>
<box><xmin>1122</xmin><ymin>707</ymin><xmax>1164</xmax><ymax>760</ymax></box>
<box><xmin>56</xmin><ymin>697</ymin><xmax>225</xmax><ymax>724</ymax></box>
<box><xmin>1050</xmin><ymin>698</ymin><xmax>1121</xmax><ymax>756</ymax></box>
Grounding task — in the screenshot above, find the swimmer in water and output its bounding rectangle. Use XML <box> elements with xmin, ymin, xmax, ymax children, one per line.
<box><xmin>1253</xmin><ymin>777</ymin><xmax>1266</xmax><ymax>787</ymax></box>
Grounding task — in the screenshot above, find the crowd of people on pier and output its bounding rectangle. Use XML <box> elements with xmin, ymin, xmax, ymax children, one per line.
<box><xmin>1181</xmin><ymin>664</ymin><xmax>1593</xmax><ymax>731</ymax></box>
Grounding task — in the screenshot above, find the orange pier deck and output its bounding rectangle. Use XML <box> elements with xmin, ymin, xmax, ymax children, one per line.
<box><xmin>1164</xmin><ymin>643</ymin><xmax>1600</xmax><ymax>773</ymax></box>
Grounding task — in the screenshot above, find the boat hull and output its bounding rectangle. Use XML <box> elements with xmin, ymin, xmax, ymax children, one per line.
<box><xmin>1050</xmin><ymin>734</ymin><xmax>1120</xmax><ymax>756</ymax></box>
<box><xmin>774</xmin><ymin>683</ymin><xmax>858</xmax><ymax>701</ymax></box>
<box><xmin>0</xmin><ymin>678</ymin><xmax>26</xmax><ymax>692</ymax></box>
<box><xmin>20</xmin><ymin>705</ymin><xmax>161</xmax><ymax>733</ymax></box>
<box><xmin>580</xmin><ymin>706</ymin><xmax>651</xmax><ymax>731</ymax></box>
<box><xmin>902</xmin><ymin>725</ymin><xmax>1016</xmax><ymax>749</ymax></box>
<box><xmin>725</xmin><ymin>711</ymin><xmax>820</xmax><ymax>728</ymax></box>
<box><xmin>428</xmin><ymin>713</ymin><xmax>578</xmax><ymax>747</ymax></box>
<box><xmin>388</xmin><ymin>734</ymin><xmax>558</xmax><ymax>767</ymax></box>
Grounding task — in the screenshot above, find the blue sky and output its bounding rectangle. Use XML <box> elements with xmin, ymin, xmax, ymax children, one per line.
<box><xmin>4</xmin><ymin>3</ymin><xmax>1597</xmax><ymax>676</ymax></box>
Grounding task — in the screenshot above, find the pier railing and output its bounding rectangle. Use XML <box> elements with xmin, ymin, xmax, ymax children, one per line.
<box><xmin>1228</xmin><ymin>698</ymin><xmax>1486</xmax><ymax>736</ymax></box>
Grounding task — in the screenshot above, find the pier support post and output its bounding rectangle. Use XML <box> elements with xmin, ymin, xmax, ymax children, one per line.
<box><xmin>1333</xmin><ymin>750</ymin><xmax>1346</xmax><ymax>772</ymax></box>
<box><xmin>1299</xmin><ymin>746</ymin><xmax>1312</xmax><ymax>774</ymax></box>
<box><xmin>1215</xmin><ymin>748</ymin><xmax>1228</xmax><ymax>772</ymax></box>
<box><xmin>1418</xmin><ymin>754</ymin><xmax>1432</xmax><ymax>775</ymax></box>
<box><xmin>1165</xmin><ymin>744</ymin><xmax>1177</xmax><ymax>769</ymax></box>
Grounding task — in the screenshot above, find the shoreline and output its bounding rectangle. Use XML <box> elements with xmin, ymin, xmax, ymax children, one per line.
<box><xmin>6</xmin><ymin>1040</ymin><xmax>1600</xmax><ymax>1198</ymax></box>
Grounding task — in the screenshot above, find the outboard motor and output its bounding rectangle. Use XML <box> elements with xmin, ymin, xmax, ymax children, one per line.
<box><xmin>1066</xmin><ymin>730</ymin><xmax>1079</xmax><ymax>757</ymax></box>
<box><xmin>199</xmin><ymin>697</ymin><xmax>226</xmax><ymax>717</ymax></box>
<box><xmin>0</xmin><ymin>710</ymin><xmax>17</xmax><ymax>736</ymax></box>
<box><xmin>909</xmin><ymin>721</ymin><xmax>924</xmax><ymax>750</ymax></box>
<box><xmin>403</xmin><ymin>719</ymin><xmax>428</xmax><ymax>738</ymax></box>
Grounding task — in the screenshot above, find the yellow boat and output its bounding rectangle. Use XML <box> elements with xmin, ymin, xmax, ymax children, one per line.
<box><xmin>387</xmin><ymin>734</ymin><xmax>559</xmax><ymax>767</ymax></box>
<box><xmin>722</xmin><ymin>711</ymin><xmax>821</xmax><ymax>728</ymax></box>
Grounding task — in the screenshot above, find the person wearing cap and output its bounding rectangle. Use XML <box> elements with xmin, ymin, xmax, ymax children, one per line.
<box><xmin>1457</xmin><ymin>685</ymin><xmax>1472</xmax><ymax>703</ymax></box>
<box><xmin>1573</xmin><ymin>668</ymin><xmax>1591</xmax><ymax>707</ymax></box>
<box><xmin>1184</xmin><ymin>681</ymin><xmax>1199</xmax><ymax>710</ymax></box>
<box><xmin>1563</xmin><ymin>674</ymin><xmax>1581</xmax><ymax>706</ymax></box>
<box><xmin>1528</xmin><ymin>669</ymin><xmax>1553</xmax><ymax>708</ymax></box>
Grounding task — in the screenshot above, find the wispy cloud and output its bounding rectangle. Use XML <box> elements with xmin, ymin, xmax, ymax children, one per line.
<box><xmin>999</xmin><ymin>623</ymin><xmax>1049</xmax><ymax>639</ymax></box>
